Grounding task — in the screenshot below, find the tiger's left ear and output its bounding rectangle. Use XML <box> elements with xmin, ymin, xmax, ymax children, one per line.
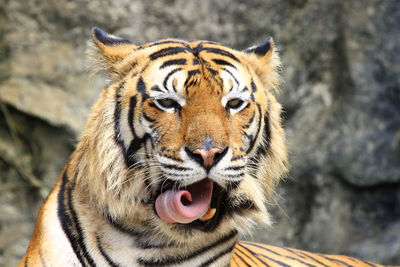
<box><xmin>89</xmin><ymin>27</ymin><xmax>137</xmax><ymax>79</ymax></box>
<box><xmin>243</xmin><ymin>37</ymin><xmax>280</xmax><ymax>92</ymax></box>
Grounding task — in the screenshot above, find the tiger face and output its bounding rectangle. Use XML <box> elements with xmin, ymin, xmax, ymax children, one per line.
<box><xmin>88</xmin><ymin>28</ymin><xmax>287</xmax><ymax>243</ymax></box>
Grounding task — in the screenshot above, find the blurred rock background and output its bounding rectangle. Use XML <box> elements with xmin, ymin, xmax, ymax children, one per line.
<box><xmin>0</xmin><ymin>0</ymin><xmax>399</xmax><ymax>266</ymax></box>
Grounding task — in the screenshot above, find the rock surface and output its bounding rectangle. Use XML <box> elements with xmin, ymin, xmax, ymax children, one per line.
<box><xmin>0</xmin><ymin>0</ymin><xmax>399</xmax><ymax>266</ymax></box>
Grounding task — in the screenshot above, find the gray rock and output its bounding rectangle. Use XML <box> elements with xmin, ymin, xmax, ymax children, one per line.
<box><xmin>0</xmin><ymin>0</ymin><xmax>399</xmax><ymax>265</ymax></box>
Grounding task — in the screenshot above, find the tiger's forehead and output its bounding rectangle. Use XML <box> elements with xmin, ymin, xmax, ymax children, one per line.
<box><xmin>136</xmin><ymin>38</ymin><xmax>251</xmax><ymax>99</ymax></box>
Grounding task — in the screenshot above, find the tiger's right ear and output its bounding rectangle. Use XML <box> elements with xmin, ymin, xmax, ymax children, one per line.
<box><xmin>243</xmin><ymin>37</ymin><xmax>281</xmax><ymax>93</ymax></box>
<box><xmin>89</xmin><ymin>27</ymin><xmax>137</xmax><ymax>79</ymax></box>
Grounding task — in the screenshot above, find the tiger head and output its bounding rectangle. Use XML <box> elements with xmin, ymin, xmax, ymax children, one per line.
<box><xmin>81</xmin><ymin>27</ymin><xmax>288</xmax><ymax>245</ymax></box>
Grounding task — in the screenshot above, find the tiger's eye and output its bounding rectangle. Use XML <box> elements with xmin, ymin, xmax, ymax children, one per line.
<box><xmin>156</xmin><ymin>98</ymin><xmax>179</xmax><ymax>109</ymax></box>
<box><xmin>227</xmin><ymin>98</ymin><xmax>244</xmax><ymax>109</ymax></box>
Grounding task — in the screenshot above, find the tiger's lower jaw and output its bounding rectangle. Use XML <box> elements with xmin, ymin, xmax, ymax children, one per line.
<box><xmin>183</xmin><ymin>182</ymin><xmax>228</xmax><ymax>232</ymax></box>
<box><xmin>155</xmin><ymin>179</ymin><xmax>229</xmax><ymax>232</ymax></box>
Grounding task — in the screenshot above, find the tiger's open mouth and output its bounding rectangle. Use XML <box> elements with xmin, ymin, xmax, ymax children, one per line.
<box><xmin>155</xmin><ymin>178</ymin><xmax>227</xmax><ymax>232</ymax></box>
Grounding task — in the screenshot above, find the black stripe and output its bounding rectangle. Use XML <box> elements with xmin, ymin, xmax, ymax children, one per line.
<box><xmin>321</xmin><ymin>255</ymin><xmax>354</xmax><ymax>267</ymax></box>
<box><xmin>57</xmin><ymin>172</ymin><xmax>87</xmax><ymax>266</ymax></box>
<box><xmin>163</xmin><ymin>68</ymin><xmax>182</xmax><ymax>91</ymax></box>
<box><xmin>67</xmin><ymin>178</ymin><xmax>97</xmax><ymax>266</ymax></box>
<box><xmin>250</xmin><ymin>81</ymin><xmax>257</xmax><ymax>101</ymax></box>
<box><xmin>207</xmin><ymin>67</ymin><xmax>218</xmax><ymax>76</ymax></box>
<box><xmin>126</xmin><ymin>136</ymin><xmax>147</xmax><ymax>168</ymax></box>
<box><xmin>246</xmin><ymin>103</ymin><xmax>263</xmax><ymax>154</ymax></box>
<box><xmin>252</xmin><ymin>250</ymin><xmax>291</xmax><ymax>267</ymax></box>
<box><xmin>224</xmin><ymin>166</ymin><xmax>245</xmax><ymax>171</ymax></box>
<box><xmin>356</xmin><ymin>258</ymin><xmax>378</xmax><ymax>267</ymax></box>
<box><xmin>24</xmin><ymin>256</ymin><xmax>28</xmax><ymax>267</ymax></box>
<box><xmin>160</xmin><ymin>58</ymin><xmax>187</xmax><ymax>69</ymax></box>
<box><xmin>151</xmin><ymin>85</ymin><xmax>164</xmax><ymax>92</ymax></box>
<box><xmin>193</xmin><ymin>58</ymin><xmax>199</xmax><ymax>65</ymax></box>
<box><xmin>232</xmin><ymin>251</ymin><xmax>251</xmax><ymax>267</ymax></box>
<box><xmin>113</xmin><ymin>82</ymin><xmax>145</xmax><ymax>168</ymax></box>
<box><xmin>227</xmin><ymin>198</ymin><xmax>257</xmax><ymax>216</ymax></box>
<box><xmin>234</xmin><ymin>244</ymin><xmax>263</xmax><ymax>267</ymax></box>
<box><xmin>202</xmin><ymin>47</ymin><xmax>240</xmax><ymax>62</ymax></box>
<box><xmin>251</xmin><ymin>81</ymin><xmax>257</xmax><ymax>93</ymax></box>
<box><xmin>240</xmin><ymin>86</ymin><xmax>249</xmax><ymax>93</ymax></box>
<box><xmin>255</xmin><ymin>110</ymin><xmax>271</xmax><ymax>157</ymax></box>
<box><xmin>149</xmin><ymin>47</ymin><xmax>187</xmax><ymax>60</ymax></box>
<box><xmin>223</xmin><ymin>68</ymin><xmax>239</xmax><ymax>88</ymax></box>
<box><xmin>288</xmin><ymin>249</ymin><xmax>329</xmax><ymax>267</ymax></box>
<box><xmin>161</xmin><ymin>172</ymin><xmax>195</xmax><ymax>177</ymax></box>
<box><xmin>96</xmin><ymin>235</ymin><xmax>121</xmax><ymax>267</ymax></box>
<box><xmin>146</xmin><ymin>40</ymin><xmax>188</xmax><ymax>48</ymax></box>
<box><xmin>125</xmin><ymin>95</ymin><xmax>142</xmax><ymax>167</ymax></box>
<box><xmin>160</xmin><ymin>153</ymin><xmax>184</xmax><ymax>162</ymax></box>
<box><xmin>223</xmin><ymin>173</ymin><xmax>245</xmax><ymax>178</ymax></box>
<box><xmin>184</xmin><ymin>77</ymin><xmax>200</xmax><ymax>92</ymax></box>
<box><xmin>236</xmin><ymin>243</ymin><xmax>271</xmax><ymax>266</ymax></box>
<box><xmin>148</xmin><ymin>102</ymin><xmax>158</xmax><ymax>109</ymax></box>
<box><xmin>162</xmin><ymin>164</ymin><xmax>192</xmax><ymax>171</ymax></box>
<box><xmin>125</xmin><ymin>95</ymin><xmax>151</xmax><ymax>168</ymax></box>
<box><xmin>231</xmin><ymin>253</ymin><xmax>242</xmax><ymax>267</ymax></box>
<box><xmin>264</xmin><ymin>110</ymin><xmax>271</xmax><ymax>149</ymax></box>
<box><xmin>137</xmin><ymin>242</ymin><xmax>174</xmax><ymax>249</ymax></box>
<box><xmin>137</xmin><ymin>77</ymin><xmax>149</xmax><ymax>100</ymax></box>
<box><xmin>248</xmin><ymin>106</ymin><xmax>272</xmax><ymax>178</ymax></box>
<box><xmin>242</xmin><ymin>242</ymin><xmax>317</xmax><ymax>267</ymax></box>
<box><xmin>188</xmin><ymin>69</ymin><xmax>201</xmax><ymax>77</ymax></box>
<box><xmin>212</xmin><ymin>59</ymin><xmax>237</xmax><ymax>69</ymax></box>
<box><xmin>185</xmin><ymin>42</ymin><xmax>204</xmax><ymax>57</ymax></box>
<box><xmin>137</xmin><ymin>230</ymin><xmax>237</xmax><ymax>266</ymax></box>
<box><xmin>231</xmin><ymin>155</ymin><xmax>244</xmax><ymax>161</ymax></box>
<box><xmin>255</xmin><ymin>103</ymin><xmax>272</xmax><ymax>173</ymax></box>
<box><xmin>103</xmin><ymin>211</ymin><xmax>147</xmax><ymax>237</ymax></box>
<box><xmin>199</xmin><ymin>243</ymin><xmax>236</xmax><ymax>267</ymax></box>
<box><xmin>57</xmin><ymin>172</ymin><xmax>96</xmax><ymax>266</ymax></box>
<box><xmin>281</xmin><ymin>248</ymin><xmax>306</xmax><ymax>260</ymax></box>
<box><xmin>143</xmin><ymin>112</ymin><xmax>156</xmax><ymax>123</ymax></box>
<box><xmin>354</xmin><ymin>258</ymin><xmax>378</xmax><ymax>267</ymax></box>
<box><xmin>243</xmin><ymin>111</ymin><xmax>255</xmax><ymax>129</ymax></box>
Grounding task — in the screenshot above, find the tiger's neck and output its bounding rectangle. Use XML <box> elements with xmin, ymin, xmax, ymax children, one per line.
<box><xmin>59</xmin><ymin>169</ymin><xmax>237</xmax><ymax>266</ymax></box>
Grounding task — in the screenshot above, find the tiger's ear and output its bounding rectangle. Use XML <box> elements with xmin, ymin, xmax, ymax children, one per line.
<box><xmin>89</xmin><ymin>27</ymin><xmax>137</xmax><ymax>79</ymax></box>
<box><xmin>243</xmin><ymin>37</ymin><xmax>280</xmax><ymax>92</ymax></box>
<box><xmin>244</xmin><ymin>37</ymin><xmax>273</xmax><ymax>59</ymax></box>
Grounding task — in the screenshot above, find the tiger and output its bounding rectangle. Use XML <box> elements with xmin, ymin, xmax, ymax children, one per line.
<box><xmin>19</xmin><ymin>27</ymin><xmax>390</xmax><ymax>267</ymax></box>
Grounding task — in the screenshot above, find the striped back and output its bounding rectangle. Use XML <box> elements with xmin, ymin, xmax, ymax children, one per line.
<box><xmin>231</xmin><ymin>241</ymin><xmax>387</xmax><ymax>267</ymax></box>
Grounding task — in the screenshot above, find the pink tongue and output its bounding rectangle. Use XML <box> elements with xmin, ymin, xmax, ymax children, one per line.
<box><xmin>155</xmin><ymin>179</ymin><xmax>213</xmax><ymax>224</ymax></box>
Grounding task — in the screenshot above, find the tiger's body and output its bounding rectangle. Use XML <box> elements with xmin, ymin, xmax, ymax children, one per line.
<box><xmin>19</xmin><ymin>28</ymin><xmax>389</xmax><ymax>267</ymax></box>
<box><xmin>232</xmin><ymin>242</ymin><xmax>387</xmax><ymax>267</ymax></box>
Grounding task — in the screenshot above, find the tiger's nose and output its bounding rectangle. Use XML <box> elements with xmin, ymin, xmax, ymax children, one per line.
<box><xmin>193</xmin><ymin>148</ymin><xmax>222</xmax><ymax>168</ymax></box>
<box><xmin>185</xmin><ymin>147</ymin><xmax>228</xmax><ymax>170</ymax></box>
